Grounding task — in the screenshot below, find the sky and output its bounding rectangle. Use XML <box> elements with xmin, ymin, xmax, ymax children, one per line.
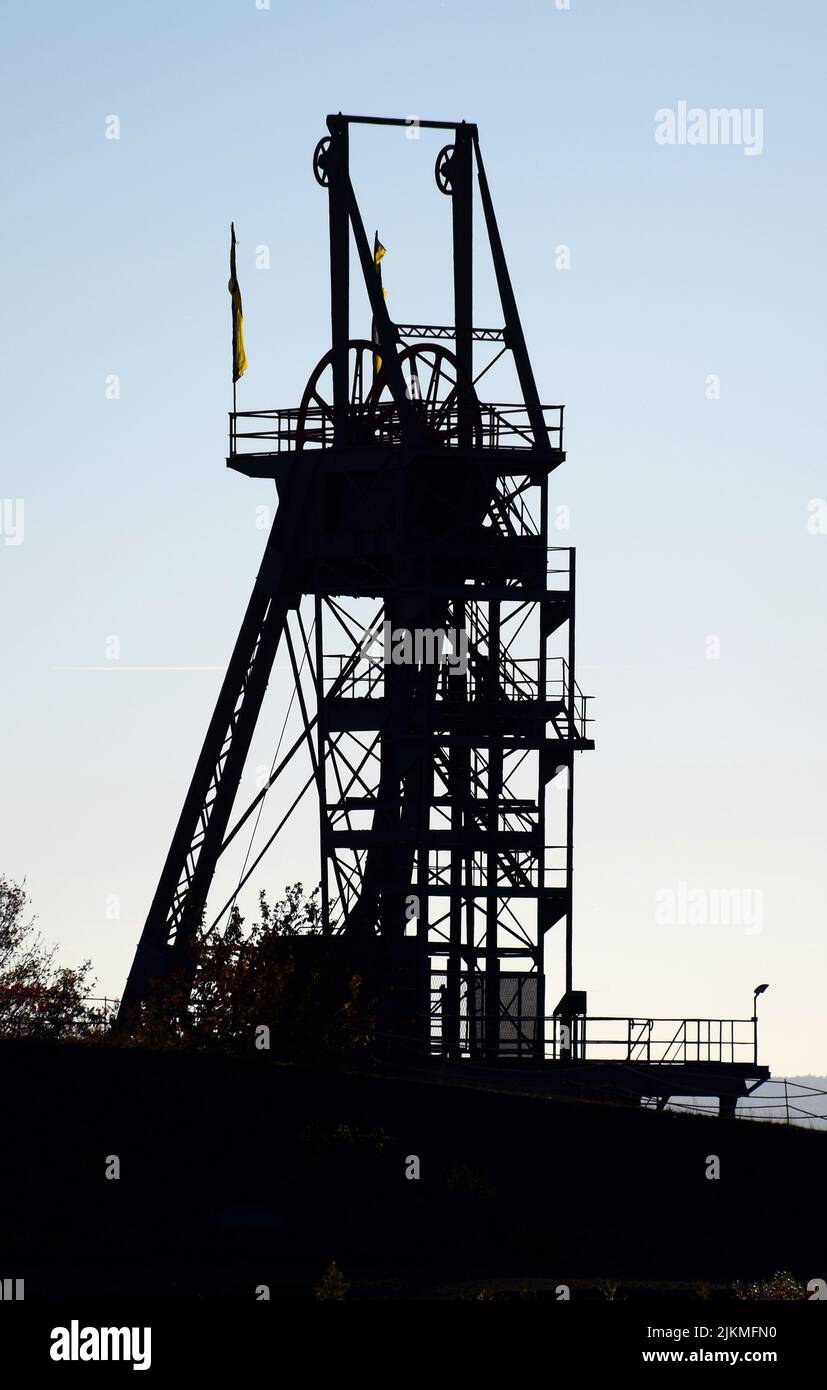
<box><xmin>1</xmin><ymin>0</ymin><xmax>826</xmax><ymax>1074</ymax></box>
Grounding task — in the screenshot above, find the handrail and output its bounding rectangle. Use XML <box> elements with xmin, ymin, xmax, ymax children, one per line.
<box><xmin>229</xmin><ymin>401</ymin><xmax>564</xmax><ymax>458</ymax></box>
<box><xmin>429</xmin><ymin>1012</ymin><xmax>759</xmax><ymax>1065</ymax></box>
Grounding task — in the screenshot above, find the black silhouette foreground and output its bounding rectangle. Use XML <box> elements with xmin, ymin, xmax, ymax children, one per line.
<box><xmin>0</xmin><ymin>1033</ymin><xmax>824</xmax><ymax>1300</ymax></box>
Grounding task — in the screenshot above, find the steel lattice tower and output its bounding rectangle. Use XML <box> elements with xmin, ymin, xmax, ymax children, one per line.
<box><xmin>119</xmin><ymin>115</ymin><xmax>594</xmax><ymax>1059</ymax></box>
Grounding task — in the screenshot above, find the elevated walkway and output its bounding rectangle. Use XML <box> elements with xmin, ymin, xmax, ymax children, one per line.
<box><xmin>427</xmin><ymin>1011</ymin><xmax>770</xmax><ymax>1116</ymax></box>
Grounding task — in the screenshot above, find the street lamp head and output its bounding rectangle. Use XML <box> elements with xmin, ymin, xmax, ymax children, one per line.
<box><xmin>754</xmin><ymin>983</ymin><xmax>769</xmax><ymax>997</ymax></box>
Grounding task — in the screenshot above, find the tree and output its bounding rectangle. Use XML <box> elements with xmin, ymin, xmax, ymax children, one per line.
<box><xmin>0</xmin><ymin>876</ymin><xmax>97</xmax><ymax>1040</ymax></box>
<box><xmin>132</xmin><ymin>883</ymin><xmax>380</xmax><ymax>1057</ymax></box>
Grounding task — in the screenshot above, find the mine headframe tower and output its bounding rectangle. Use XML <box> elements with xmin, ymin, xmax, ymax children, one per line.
<box><xmin>118</xmin><ymin>114</ymin><xmax>594</xmax><ymax>1059</ymax></box>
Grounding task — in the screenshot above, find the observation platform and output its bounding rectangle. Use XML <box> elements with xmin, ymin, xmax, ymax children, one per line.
<box><xmin>227</xmin><ymin>398</ymin><xmax>565</xmax><ymax>478</ymax></box>
<box><xmin>426</xmin><ymin>1014</ymin><xmax>771</xmax><ymax>1117</ymax></box>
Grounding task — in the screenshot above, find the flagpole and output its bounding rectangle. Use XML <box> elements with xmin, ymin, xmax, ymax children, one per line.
<box><xmin>229</xmin><ymin>221</ymin><xmax>245</xmax><ymax>429</ymax></box>
<box><xmin>371</xmin><ymin>228</ymin><xmax>377</xmax><ymax>381</ymax></box>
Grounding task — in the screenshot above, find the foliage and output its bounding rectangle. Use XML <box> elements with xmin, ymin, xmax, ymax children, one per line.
<box><xmin>600</xmin><ymin>1279</ymin><xmax>624</xmax><ymax>1301</ymax></box>
<box><xmin>302</xmin><ymin>1121</ymin><xmax>393</xmax><ymax>1172</ymax></box>
<box><xmin>733</xmin><ymin>1270</ymin><xmax>807</xmax><ymax>1301</ymax></box>
<box><xmin>314</xmin><ymin>1259</ymin><xmax>350</xmax><ymax>1301</ymax></box>
<box><xmin>0</xmin><ymin>876</ymin><xmax>97</xmax><ymax>1040</ymax></box>
<box><xmin>131</xmin><ymin>884</ymin><xmax>381</xmax><ymax>1057</ymax></box>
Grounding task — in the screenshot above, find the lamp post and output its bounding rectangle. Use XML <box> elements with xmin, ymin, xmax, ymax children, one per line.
<box><xmin>753</xmin><ymin>983</ymin><xmax>769</xmax><ymax>1064</ymax></box>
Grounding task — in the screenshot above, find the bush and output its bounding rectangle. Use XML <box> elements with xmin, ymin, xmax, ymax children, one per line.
<box><xmin>314</xmin><ymin>1259</ymin><xmax>350</xmax><ymax>1301</ymax></box>
<box><xmin>131</xmin><ymin>884</ymin><xmax>381</xmax><ymax>1058</ymax></box>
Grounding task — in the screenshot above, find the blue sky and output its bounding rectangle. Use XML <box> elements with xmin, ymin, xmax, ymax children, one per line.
<box><xmin>1</xmin><ymin>0</ymin><xmax>826</xmax><ymax>1072</ymax></box>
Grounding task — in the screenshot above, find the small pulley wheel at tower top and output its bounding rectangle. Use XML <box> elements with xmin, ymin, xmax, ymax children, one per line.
<box><xmin>312</xmin><ymin>137</ymin><xmax>331</xmax><ymax>187</ymax></box>
<box><xmin>295</xmin><ymin>339</ymin><xmax>380</xmax><ymax>449</ymax></box>
<box><xmin>368</xmin><ymin>342</ymin><xmax>483</xmax><ymax>449</ymax></box>
<box><xmin>435</xmin><ymin>145</ymin><xmax>455</xmax><ymax>196</ymax></box>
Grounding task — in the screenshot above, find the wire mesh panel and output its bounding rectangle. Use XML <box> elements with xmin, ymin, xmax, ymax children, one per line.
<box><xmin>430</xmin><ymin>971</ymin><xmax>540</xmax><ymax>1057</ymax></box>
<box><xmin>472</xmin><ymin>973</ymin><xmax>540</xmax><ymax>1056</ymax></box>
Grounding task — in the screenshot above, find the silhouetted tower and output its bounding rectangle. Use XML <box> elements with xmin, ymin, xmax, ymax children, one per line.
<box><xmin>119</xmin><ymin>115</ymin><xmax>594</xmax><ymax>1057</ymax></box>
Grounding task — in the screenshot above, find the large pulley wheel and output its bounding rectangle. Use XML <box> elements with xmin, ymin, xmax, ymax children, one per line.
<box><xmin>296</xmin><ymin>339</ymin><xmax>482</xmax><ymax>451</ymax></box>
<box><xmin>312</xmin><ymin>137</ymin><xmax>331</xmax><ymax>187</ymax></box>
<box><xmin>295</xmin><ymin>339</ymin><xmax>378</xmax><ymax>450</ymax></box>
<box><xmin>368</xmin><ymin>342</ymin><xmax>483</xmax><ymax>449</ymax></box>
<box><xmin>435</xmin><ymin>144</ymin><xmax>455</xmax><ymax>196</ymax></box>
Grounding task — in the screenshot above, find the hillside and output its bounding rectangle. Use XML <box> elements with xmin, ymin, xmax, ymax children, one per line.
<box><xmin>2</xmin><ymin>1039</ymin><xmax>824</xmax><ymax>1300</ymax></box>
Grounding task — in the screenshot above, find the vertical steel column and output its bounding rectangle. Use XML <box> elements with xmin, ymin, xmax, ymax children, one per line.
<box><xmin>537</xmin><ymin>474</ymin><xmax>550</xmax><ymax>1056</ymax></box>
<box><xmin>447</xmin><ymin>596</ymin><xmax>468</xmax><ymax>1061</ymax></box>
<box><xmin>326</xmin><ymin>117</ymin><xmax>349</xmax><ymax>447</ymax></box>
<box><xmin>314</xmin><ymin>594</ymin><xmax>331</xmax><ymax>935</ymax></box>
<box><xmin>484</xmin><ymin>600</ymin><xmax>503</xmax><ymax>1059</ymax></box>
<box><xmin>565</xmin><ymin>549</ymin><xmax>577</xmax><ymax>995</ymax></box>
<box><xmin>452</xmin><ymin>124</ymin><xmax>473</xmax><ymax>448</ymax></box>
<box><xmin>442</xmin><ymin>121</ymin><xmax>472</xmax><ymax>1045</ymax></box>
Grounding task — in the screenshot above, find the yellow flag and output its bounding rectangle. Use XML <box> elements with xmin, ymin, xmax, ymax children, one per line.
<box><xmin>373</xmin><ymin>232</ymin><xmax>387</xmax><ymax>374</ymax></box>
<box><xmin>229</xmin><ymin>222</ymin><xmax>247</xmax><ymax>382</ymax></box>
